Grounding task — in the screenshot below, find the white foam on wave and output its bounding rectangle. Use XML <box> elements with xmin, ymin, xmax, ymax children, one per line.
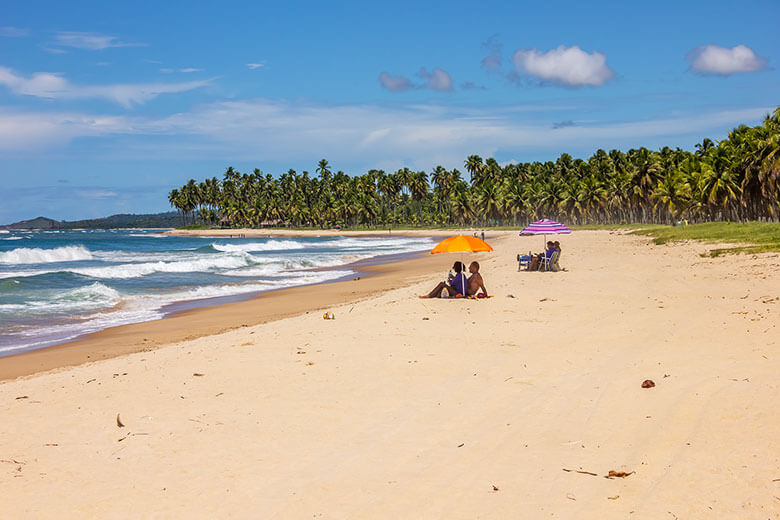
<box><xmin>70</xmin><ymin>252</ymin><xmax>253</xmax><ymax>279</ymax></box>
<box><xmin>0</xmin><ymin>245</ymin><xmax>93</xmax><ymax>265</ymax></box>
<box><xmin>0</xmin><ymin>306</ymin><xmax>165</xmax><ymax>355</ymax></box>
<box><xmin>1</xmin><ymin>236</ymin><xmax>24</xmax><ymax>241</ymax></box>
<box><xmin>222</xmin><ymin>253</ymin><xmax>364</xmax><ymax>277</ymax></box>
<box><xmin>0</xmin><ymin>269</ymin><xmax>50</xmax><ymax>279</ymax></box>
<box><xmin>0</xmin><ymin>282</ymin><xmax>121</xmax><ymax>315</ymax></box>
<box><xmin>212</xmin><ymin>236</ymin><xmax>429</xmax><ymax>253</ymax></box>
<box><xmin>93</xmin><ymin>250</ymin><xmax>200</xmax><ymax>263</ymax></box>
<box><xmin>0</xmin><ymin>230</ymin><xmax>8</xmax><ymax>234</ymax></box>
<box><xmin>0</xmin><ymin>251</ymin><xmax>257</xmax><ymax>280</ymax></box>
<box><xmin>299</xmin><ymin>236</ymin><xmax>436</xmax><ymax>255</ymax></box>
<box><xmin>211</xmin><ymin>240</ymin><xmax>307</xmax><ymax>252</ymax></box>
<box><xmin>181</xmin><ymin>269</ymin><xmax>353</xmax><ymax>299</ymax></box>
<box><xmin>0</xmin><ymin>269</ymin><xmax>354</xmax><ymax>356</ymax></box>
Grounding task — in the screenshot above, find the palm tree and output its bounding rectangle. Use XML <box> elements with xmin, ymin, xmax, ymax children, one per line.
<box><xmin>465</xmin><ymin>155</ymin><xmax>485</xmax><ymax>186</ymax></box>
<box><xmin>406</xmin><ymin>171</ymin><xmax>429</xmax><ymax>225</ymax></box>
<box><xmin>652</xmin><ymin>171</ymin><xmax>691</xmax><ymax>222</ymax></box>
<box><xmin>702</xmin><ymin>147</ymin><xmax>741</xmax><ymax>220</ymax></box>
<box><xmin>168</xmin><ymin>189</ymin><xmax>186</xmax><ymax>226</ymax></box>
<box><xmin>474</xmin><ymin>180</ymin><xmax>501</xmax><ymax>225</ymax></box>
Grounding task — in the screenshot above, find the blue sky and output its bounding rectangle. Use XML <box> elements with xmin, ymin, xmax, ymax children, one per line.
<box><xmin>1</xmin><ymin>0</ymin><xmax>778</xmax><ymax>223</ymax></box>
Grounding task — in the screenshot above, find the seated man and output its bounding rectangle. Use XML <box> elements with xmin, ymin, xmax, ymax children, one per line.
<box><xmin>528</xmin><ymin>241</ymin><xmax>555</xmax><ymax>271</ymax></box>
<box><xmin>466</xmin><ymin>261</ymin><xmax>488</xmax><ymax>297</ymax></box>
<box><xmin>420</xmin><ymin>261</ymin><xmax>468</xmax><ymax>298</ymax></box>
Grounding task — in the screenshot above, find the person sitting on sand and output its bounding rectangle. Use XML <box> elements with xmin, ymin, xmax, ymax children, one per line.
<box><xmin>466</xmin><ymin>261</ymin><xmax>488</xmax><ymax>297</ymax></box>
<box><xmin>529</xmin><ymin>241</ymin><xmax>555</xmax><ymax>271</ymax></box>
<box><xmin>421</xmin><ymin>261</ymin><xmax>468</xmax><ymax>298</ymax></box>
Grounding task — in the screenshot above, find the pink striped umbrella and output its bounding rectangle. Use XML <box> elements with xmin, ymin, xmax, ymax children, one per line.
<box><xmin>520</xmin><ymin>219</ymin><xmax>571</xmax><ymax>247</ymax></box>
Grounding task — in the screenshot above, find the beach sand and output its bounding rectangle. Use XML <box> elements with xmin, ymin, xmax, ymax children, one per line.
<box><xmin>1</xmin><ymin>230</ymin><xmax>778</xmax><ymax>518</ymax></box>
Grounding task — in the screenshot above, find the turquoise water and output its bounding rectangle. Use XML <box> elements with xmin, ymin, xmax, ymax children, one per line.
<box><xmin>0</xmin><ymin>229</ymin><xmax>434</xmax><ymax>356</ymax></box>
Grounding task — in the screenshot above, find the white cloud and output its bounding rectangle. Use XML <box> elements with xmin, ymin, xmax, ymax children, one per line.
<box><xmin>162</xmin><ymin>67</ymin><xmax>203</xmax><ymax>73</ymax></box>
<box><xmin>0</xmin><ymin>109</ymin><xmax>132</xmax><ymax>151</ymax></box>
<box><xmin>0</xmin><ymin>66</ymin><xmax>210</xmax><ymax>107</ymax></box>
<box><xmin>418</xmin><ymin>67</ymin><xmax>453</xmax><ymax>92</ymax></box>
<box><xmin>0</xmin><ymin>26</ymin><xmax>29</xmax><ymax>37</ymax></box>
<box><xmin>379</xmin><ymin>72</ymin><xmax>413</xmax><ymax>92</ymax></box>
<box><xmin>379</xmin><ymin>67</ymin><xmax>453</xmax><ymax>92</ymax></box>
<box><xmin>0</xmin><ymin>99</ymin><xmax>771</xmax><ymax>172</ymax></box>
<box><xmin>687</xmin><ymin>44</ymin><xmax>767</xmax><ymax>76</ymax></box>
<box><xmin>513</xmin><ymin>45</ymin><xmax>614</xmax><ymax>87</ymax></box>
<box><xmin>41</xmin><ymin>47</ymin><xmax>67</xmax><ymax>55</ymax></box>
<box><xmin>247</xmin><ymin>63</ymin><xmax>265</xmax><ymax>70</ymax></box>
<box><xmin>53</xmin><ymin>31</ymin><xmax>145</xmax><ymax>50</ymax></box>
<box><xmin>76</xmin><ymin>189</ymin><xmax>118</xmax><ymax>199</ymax></box>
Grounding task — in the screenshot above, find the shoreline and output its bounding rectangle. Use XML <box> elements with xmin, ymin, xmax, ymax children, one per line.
<box><xmin>0</xmin><ymin>232</ymin><xmax>506</xmax><ymax>381</ymax></box>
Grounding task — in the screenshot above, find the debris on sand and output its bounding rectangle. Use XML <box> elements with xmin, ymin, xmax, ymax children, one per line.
<box><xmin>606</xmin><ymin>470</ymin><xmax>634</xmax><ymax>479</ymax></box>
<box><xmin>562</xmin><ymin>468</ymin><xmax>598</xmax><ymax>476</ymax></box>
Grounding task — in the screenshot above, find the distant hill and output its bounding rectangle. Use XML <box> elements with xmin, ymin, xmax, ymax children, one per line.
<box><xmin>1</xmin><ymin>216</ymin><xmax>62</xmax><ymax>230</ymax></box>
<box><xmin>1</xmin><ymin>212</ymin><xmax>181</xmax><ymax>230</ymax></box>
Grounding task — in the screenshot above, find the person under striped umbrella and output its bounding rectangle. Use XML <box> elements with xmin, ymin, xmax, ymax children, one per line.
<box><xmin>519</xmin><ymin>219</ymin><xmax>571</xmax><ymax>271</ymax></box>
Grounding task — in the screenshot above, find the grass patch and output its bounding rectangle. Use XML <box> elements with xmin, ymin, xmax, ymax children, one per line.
<box><xmin>629</xmin><ymin>222</ymin><xmax>780</xmax><ymax>256</ymax></box>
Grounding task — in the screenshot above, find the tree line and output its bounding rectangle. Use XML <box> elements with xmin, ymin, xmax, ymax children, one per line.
<box><xmin>168</xmin><ymin>108</ymin><xmax>779</xmax><ymax>228</ymax></box>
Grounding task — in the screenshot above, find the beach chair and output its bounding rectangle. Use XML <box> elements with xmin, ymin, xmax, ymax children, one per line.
<box><xmin>517</xmin><ymin>251</ymin><xmax>532</xmax><ymax>271</ymax></box>
<box><xmin>550</xmin><ymin>250</ymin><xmax>561</xmax><ymax>272</ymax></box>
<box><xmin>542</xmin><ymin>250</ymin><xmax>561</xmax><ymax>272</ymax></box>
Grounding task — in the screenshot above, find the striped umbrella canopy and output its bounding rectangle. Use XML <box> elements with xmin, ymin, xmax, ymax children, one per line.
<box><xmin>520</xmin><ymin>219</ymin><xmax>571</xmax><ymax>235</ymax></box>
<box><xmin>520</xmin><ymin>219</ymin><xmax>571</xmax><ymax>248</ymax></box>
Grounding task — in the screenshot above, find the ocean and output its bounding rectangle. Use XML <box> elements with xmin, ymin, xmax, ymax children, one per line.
<box><xmin>0</xmin><ymin>229</ymin><xmax>435</xmax><ymax>357</ymax></box>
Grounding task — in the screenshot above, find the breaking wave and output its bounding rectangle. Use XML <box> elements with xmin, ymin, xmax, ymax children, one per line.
<box><xmin>0</xmin><ymin>245</ymin><xmax>93</xmax><ymax>264</ymax></box>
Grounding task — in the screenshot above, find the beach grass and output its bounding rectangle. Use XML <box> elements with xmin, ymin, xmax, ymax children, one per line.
<box><xmin>628</xmin><ymin>222</ymin><xmax>780</xmax><ymax>256</ymax></box>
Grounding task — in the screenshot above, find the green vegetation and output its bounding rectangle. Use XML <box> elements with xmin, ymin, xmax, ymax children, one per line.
<box><xmin>3</xmin><ymin>216</ymin><xmax>61</xmax><ymax>230</ymax></box>
<box><xmin>630</xmin><ymin>222</ymin><xmax>780</xmax><ymax>256</ymax></box>
<box><xmin>2</xmin><ymin>212</ymin><xmax>181</xmax><ymax>230</ymax></box>
<box><xmin>168</xmin><ymin>108</ymin><xmax>780</xmax><ymax>229</ymax></box>
<box><xmin>60</xmin><ymin>212</ymin><xmax>181</xmax><ymax>229</ymax></box>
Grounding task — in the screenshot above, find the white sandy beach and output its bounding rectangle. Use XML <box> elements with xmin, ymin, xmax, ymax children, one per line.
<box><xmin>1</xmin><ymin>230</ymin><xmax>778</xmax><ymax>518</ymax></box>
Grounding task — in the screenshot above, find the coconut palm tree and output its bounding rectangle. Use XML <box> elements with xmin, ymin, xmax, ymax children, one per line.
<box><xmin>407</xmin><ymin>171</ymin><xmax>429</xmax><ymax>225</ymax></box>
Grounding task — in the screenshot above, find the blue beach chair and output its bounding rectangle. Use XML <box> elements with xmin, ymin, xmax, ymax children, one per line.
<box><xmin>517</xmin><ymin>251</ymin><xmax>532</xmax><ymax>271</ymax></box>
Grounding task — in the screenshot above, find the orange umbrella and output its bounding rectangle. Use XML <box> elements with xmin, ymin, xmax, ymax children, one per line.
<box><xmin>429</xmin><ymin>235</ymin><xmax>492</xmax><ymax>298</ymax></box>
<box><xmin>430</xmin><ymin>235</ymin><xmax>493</xmax><ymax>254</ymax></box>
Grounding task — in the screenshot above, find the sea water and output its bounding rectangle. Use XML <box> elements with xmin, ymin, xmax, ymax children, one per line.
<box><xmin>0</xmin><ymin>230</ymin><xmax>435</xmax><ymax>356</ymax></box>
